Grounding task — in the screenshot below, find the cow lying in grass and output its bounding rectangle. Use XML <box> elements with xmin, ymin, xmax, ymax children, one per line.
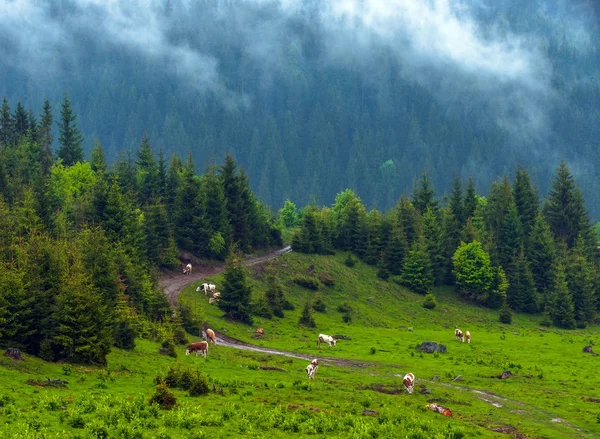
<box><xmin>403</xmin><ymin>373</ymin><xmax>415</xmax><ymax>394</ymax></box>
<box><xmin>306</xmin><ymin>359</ymin><xmax>319</xmax><ymax>379</ymax></box>
<box><xmin>455</xmin><ymin>329</ymin><xmax>463</xmax><ymax>342</ymax></box>
<box><xmin>186</xmin><ymin>341</ymin><xmax>208</xmax><ymax>358</ymax></box>
<box><xmin>317</xmin><ymin>334</ymin><xmax>336</xmax><ymax>349</ymax></box>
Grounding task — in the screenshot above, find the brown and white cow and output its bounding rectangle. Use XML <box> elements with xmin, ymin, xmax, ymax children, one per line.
<box><xmin>455</xmin><ymin>329</ymin><xmax>463</xmax><ymax>342</ymax></box>
<box><xmin>403</xmin><ymin>372</ymin><xmax>415</xmax><ymax>394</ymax></box>
<box><xmin>186</xmin><ymin>341</ymin><xmax>208</xmax><ymax>358</ymax></box>
<box><xmin>306</xmin><ymin>358</ymin><xmax>319</xmax><ymax>379</ymax></box>
<box><xmin>183</xmin><ymin>263</ymin><xmax>192</xmax><ymax>275</ymax></box>
<box><xmin>464</xmin><ymin>330</ymin><xmax>471</xmax><ymax>344</ymax></box>
<box><xmin>317</xmin><ymin>334</ymin><xmax>337</xmax><ymax>349</ymax></box>
<box><xmin>206</xmin><ymin>328</ymin><xmax>217</xmax><ymax>345</ymax></box>
<box><xmin>198</xmin><ymin>283</ymin><xmax>216</xmax><ymax>295</ymax></box>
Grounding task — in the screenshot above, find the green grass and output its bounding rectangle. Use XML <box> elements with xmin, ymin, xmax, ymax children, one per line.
<box><xmin>1</xmin><ymin>250</ymin><xmax>599</xmax><ymax>438</ymax></box>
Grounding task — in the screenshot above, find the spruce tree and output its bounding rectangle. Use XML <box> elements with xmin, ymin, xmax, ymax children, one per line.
<box><xmin>384</xmin><ymin>226</ymin><xmax>408</xmax><ymax>275</ymax></box>
<box><xmin>412</xmin><ymin>172</ymin><xmax>438</xmax><ymax>214</ymax></box>
<box><xmin>265</xmin><ymin>278</ymin><xmax>286</xmax><ymax>318</ymax></box>
<box><xmin>548</xmin><ymin>264</ymin><xmax>576</xmax><ymax>329</ymax></box>
<box><xmin>513</xmin><ymin>166</ymin><xmax>538</xmax><ymax>246</ymax></box>
<box><xmin>13</xmin><ymin>102</ymin><xmax>29</xmax><ymax>140</ymax></box>
<box><xmin>423</xmin><ymin>207</ymin><xmax>444</xmax><ymax>285</ymax></box>
<box><xmin>218</xmin><ymin>252</ymin><xmax>253</xmax><ymax>324</ymax></box>
<box><xmin>57</xmin><ymin>95</ymin><xmax>84</xmax><ymax>166</ymax></box>
<box><xmin>221</xmin><ymin>153</ymin><xmax>252</xmax><ymax>252</ymax></box>
<box><xmin>448</xmin><ymin>175</ymin><xmax>464</xmax><ymax>225</ymax></box>
<box><xmin>400</xmin><ymin>238</ymin><xmax>433</xmax><ymax>294</ymax></box>
<box><xmin>364</xmin><ymin>209</ymin><xmax>383</xmax><ymax>266</ymax></box>
<box><xmin>566</xmin><ymin>235</ymin><xmax>596</xmax><ymax>323</ymax></box>
<box><xmin>90</xmin><ymin>140</ymin><xmax>107</xmax><ymax>175</ymax></box>
<box><xmin>527</xmin><ymin>215</ymin><xmax>557</xmax><ymax>304</ymax></box>
<box><xmin>463</xmin><ymin>176</ymin><xmax>478</xmax><ymax>220</ymax></box>
<box><xmin>136</xmin><ymin>134</ymin><xmax>159</xmax><ymax>205</ymax></box>
<box><xmin>0</xmin><ymin>97</ymin><xmax>13</xmax><ymax>146</ymax></box>
<box><xmin>544</xmin><ymin>160</ymin><xmax>592</xmax><ymax>249</ymax></box>
<box><xmin>299</xmin><ymin>299</ymin><xmax>316</xmax><ymax>327</ymax></box>
<box><xmin>507</xmin><ymin>251</ymin><xmax>539</xmax><ymax>313</ymax></box>
<box><xmin>38</xmin><ymin>99</ymin><xmax>54</xmax><ymax>175</ymax></box>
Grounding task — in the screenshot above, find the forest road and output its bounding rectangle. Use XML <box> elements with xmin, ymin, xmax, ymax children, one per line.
<box><xmin>159</xmin><ymin>245</ymin><xmax>292</xmax><ymax>307</ymax></box>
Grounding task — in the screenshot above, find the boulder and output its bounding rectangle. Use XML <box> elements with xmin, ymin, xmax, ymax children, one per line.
<box><xmin>4</xmin><ymin>348</ymin><xmax>22</xmax><ymax>361</ymax></box>
<box><xmin>501</xmin><ymin>370</ymin><xmax>512</xmax><ymax>379</ymax></box>
<box><xmin>418</xmin><ymin>341</ymin><xmax>447</xmax><ymax>353</ymax></box>
<box><xmin>583</xmin><ymin>345</ymin><xmax>593</xmax><ymax>353</ymax></box>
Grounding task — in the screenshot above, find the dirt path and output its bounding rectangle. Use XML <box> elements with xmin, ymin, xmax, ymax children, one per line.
<box><xmin>159</xmin><ymin>245</ymin><xmax>292</xmax><ymax>306</ymax></box>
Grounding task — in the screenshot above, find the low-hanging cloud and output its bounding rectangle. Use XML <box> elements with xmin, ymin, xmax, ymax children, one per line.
<box><xmin>0</xmin><ymin>0</ymin><xmax>594</xmax><ymax>137</ymax></box>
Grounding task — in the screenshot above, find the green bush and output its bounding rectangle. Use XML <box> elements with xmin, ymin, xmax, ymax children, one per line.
<box><xmin>114</xmin><ymin>321</ymin><xmax>136</xmax><ymax>350</ymax></box>
<box><xmin>499</xmin><ymin>302</ymin><xmax>512</xmax><ymax>324</ymax></box>
<box><xmin>149</xmin><ymin>379</ymin><xmax>177</xmax><ymax>410</ymax></box>
<box><xmin>344</xmin><ymin>253</ymin><xmax>356</xmax><ymax>267</ymax></box>
<box><xmin>298</xmin><ymin>301</ymin><xmax>316</xmax><ymax>327</ymax></box>
<box><xmin>159</xmin><ymin>339</ymin><xmax>177</xmax><ymax>358</ymax></box>
<box><xmin>377</xmin><ymin>266</ymin><xmax>390</xmax><ymax>281</ymax></box>
<box><xmin>293</xmin><ymin>276</ymin><xmax>320</xmax><ymax>290</ymax></box>
<box><xmin>423</xmin><ymin>292</ymin><xmax>437</xmax><ymax>310</ymax></box>
<box><xmin>312</xmin><ymin>293</ymin><xmax>327</xmax><ymax>313</ymax></box>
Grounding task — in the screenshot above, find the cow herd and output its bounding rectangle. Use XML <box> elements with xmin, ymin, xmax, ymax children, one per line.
<box><xmin>186</xmin><ymin>278</ymin><xmax>473</xmax><ymax>394</ymax></box>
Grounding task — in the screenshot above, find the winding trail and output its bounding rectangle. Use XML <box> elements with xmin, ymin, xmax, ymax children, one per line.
<box><xmin>159</xmin><ymin>245</ymin><xmax>292</xmax><ymax>306</ymax></box>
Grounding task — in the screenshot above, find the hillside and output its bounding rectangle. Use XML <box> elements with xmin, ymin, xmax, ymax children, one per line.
<box><xmin>1</xmin><ymin>250</ymin><xmax>598</xmax><ymax>438</ymax></box>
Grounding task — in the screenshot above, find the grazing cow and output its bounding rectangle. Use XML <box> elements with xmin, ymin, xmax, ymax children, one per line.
<box><xmin>464</xmin><ymin>330</ymin><xmax>471</xmax><ymax>344</ymax></box>
<box><xmin>455</xmin><ymin>329</ymin><xmax>463</xmax><ymax>342</ymax></box>
<box><xmin>209</xmin><ymin>295</ymin><xmax>220</xmax><ymax>304</ymax></box>
<box><xmin>206</xmin><ymin>328</ymin><xmax>217</xmax><ymax>345</ymax></box>
<box><xmin>256</xmin><ymin>327</ymin><xmax>264</xmax><ymax>335</ymax></box>
<box><xmin>199</xmin><ymin>283</ymin><xmax>216</xmax><ymax>295</ymax></box>
<box><xmin>186</xmin><ymin>341</ymin><xmax>208</xmax><ymax>358</ymax></box>
<box><xmin>317</xmin><ymin>334</ymin><xmax>337</xmax><ymax>349</ymax></box>
<box><xmin>183</xmin><ymin>263</ymin><xmax>192</xmax><ymax>275</ymax></box>
<box><xmin>403</xmin><ymin>373</ymin><xmax>415</xmax><ymax>394</ymax></box>
<box><xmin>306</xmin><ymin>359</ymin><xmax>319</xmax><ymax>379</ymax></box>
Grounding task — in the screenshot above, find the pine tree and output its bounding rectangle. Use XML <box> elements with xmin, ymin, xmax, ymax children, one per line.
<box><xmin>513</xmin><ymin>166</ymin><xmax>539</xmax><ymax>247</ymax></box>
<box><xmin>265</xmin><ymin>278</ymin><xmax>286</xmax><ymax>318</ymax></box>
<box><xmin>136</xmin><ymin>134</ymin><xmax>159</xmax><ymax>205</ymax></box>
<box><xmin>57</xmin><ymin>94</ymin><xmax>84</xmax><ymax>166</ymax></box>
<box><xmin>364</xmin><ymin>209</ymin><xmax>383</xmax><ymax>266</ymax></box>
<box><xmin>548</xmin><ymin>264</ymin><xmax>576</xmax><ymax>329</ymax></box>
<box><xmin>90</xmin><ymin>140</ymin><xmax>107</xmax><ymax>175</ymax></box>
<box><xmin>0</xmin><ymin>97</ymin><xmax>13</xmax><ymax>146</ymax></box>
<box><xmin>463</xmin><ymin>176</ymin><xmax>478</xmax><ymax>220</ymax></box>
<box><xmin>13</xmin><ymin>102</ymin><xmax>29</xmax><ymax>141</ymax></box>
<box><xmin>384</xmin><ymin>226</ymin><xmax>408</xmax><ymax>275</ymax></box>
<box><xmin>203</xmin><ymin>164</ymin><xmax>231</xmax><ymax>257</ymax></box>
<box><xmin>422</xmin><ymin>207</ymin><xmax>444</xmax><ymax>285</ymax></box>
<box><xmin>221</xmin><ymin>153</ymin><xmax>252</xmax><ymax>252</ymax></box>
<box><xmin>396</xmin><ymin>197</ymin><xmax>420</xmax><ymax>249</ymax></box>
<box><xmin>218</xmin><ymin>252</ymin><xmax>253</xmax><ymax>324</ymax></box>
<box><xmin>566</xmin><ymin>235</ymin><xmax>596</xmax><ymax>323</ymax></box>
<box><xmin>299</xmin><ymin>299</ymin><xmax>316</xmax><ymax>327</ymax></box>
<box><xmin>527</xmin><ymin>215</ymin><xmax>557</xmax><ymax>304</ymax></box>
<box><xmin>441</xmin><ymin>207</ymin><xmax>461</xmax><ymax>284</ymax></box>
<box><xmin>448</xmin><ymin>175</ymin><xmax>464</xmax><ymax>225</ymax></box>
<box><xmin>38</xmin><ymin>99</ymin><xmax>54</xmax><ymax>175</ymax></box>
<box><xmin>0</xmin><ymin>261</ymin><xmax>33</xmax><ymax>347</ymax></box>
<box><xmin>412</xmin><ymin>172</ymin><xmax>438</xmax><ymax>214</ymax></box>
<box><xmin>400</xmin><ymin>238</ymin><xmax>433</xmax><ymax>294</ymax></box>
<box><xmin>543</xmin><ymin>160</ymin><xmax>592</xmax><ymax>249</ymax></box>
<box><xmin>507</xmin><ymin>251</ymin><xmax>539</xmax><ymax>313</ymax></box>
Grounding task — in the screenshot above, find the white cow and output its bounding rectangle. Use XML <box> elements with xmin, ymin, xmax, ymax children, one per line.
<box><xmin>317</xmin><ymin>334</ymin><xmax>336</xmax><ymax>349</ymax></box>
<box><xmin>198</xmin><ymin>283</ymin><xmax>216</xmax><ymax>295</ymax></box>
<box><xmin>464</xmin><ymin>330</ymin><xmax>471</xmax><ymax>344</ymax></box>
<box><xmin>306</xmin><ymin>359</ymin><xmax>319</xmax><ymax>379</ymax></box>
<box><xmin>455</xmin><ymin>329</ymin><xmax>463</xmax><ymax>342</ymax></box>
<box><xmin>183</xmin><ymin>263</ymin><xmax>192</xmax><ymax>275</ymax></box>
<box><xmin>403</xmin><ymin>373</ymin><xmax>415</xmax><ymax>394</ymax></box>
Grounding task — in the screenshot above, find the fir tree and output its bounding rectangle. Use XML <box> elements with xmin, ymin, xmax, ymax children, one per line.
<box><xmin>513</xmin><ymin>166</ymin><xmax>539</xmax><ymax>246</ymax></box>
<box><xmin>0</xmin><ymin>97</ymin><xmax>13</xmax><ymax>146</ymax></box>
<box><xmin>412</xmin><ymin>172</ymin><xmax>438</xmax><ymax>214</ymax></box>
<box><xmin>57</xmin><ymin>94</ymin><xmax>84</xmax><ymax>166</ymax></box>
<box><xmin>543</xmin><ymin>160</ymin><xmax>592</xmax><ymax>249</ymax></box>
<box><xmin>566</xmin><ymin>235</ymin><xmax>596</xmax><ymax>323</ymax></box>
<box><xmin>423</xmin><ymin>206</ymin><xmax>444</xmax><ymax>285</ymax></box>
<box><xmin>265</xmin><ymin>278</ymin><xmax>286</xmax><ymax>318</ymax></box>
<box><xmin>507</xmin><ymin>251</ymin><xmax>539</xmax><ymax>313</ymax></box>
<box><xmin>299</xmin><ymin>299</ymin><xmax>316</xmax><ymax>327</ymax></box>
<box><xmin>463</xmin><ymin>176</ymin><xmax>478</xmax><ymax>220</ymax></box>
<box><xmin>136</xmin><ymin>134</ymin><xmax>159</xmax><ymax>205</ymax></box>
<box><xmin>38</xmin><ymin>99</ymin><xmax>54</xmax><ymax>175</ymax></box>
<box><xmin>384</xmin><ymin>226</ymin><xmax>408</xmax><ymax>275</ymax></box>
<box><xmin>527</xmin><ymin>215</ymin><xmax>557</xmax><ymax>304</ymax></box>
<box><xmin>548</xmin><ymin>264</ymin><xmax>576</xmax><ymax>329</ymax></box>
<box><xmin>448</xmin><ymin>175</ymin><xmax>464</xmax><ymax>225</ymax></box>
<box><xmin>400</xmin><ymin>238</ymin><xmax>433</xmax><ymax>294</ymax></box>
<box><xmin>218</xmin><ymin>252</ymin><xmax>253</xmax><ymax>324</ymax></box>
<box><xmin>90</xmin><ymin>140</ymin><xmax>107</xmax><ymax>175</ymax></box>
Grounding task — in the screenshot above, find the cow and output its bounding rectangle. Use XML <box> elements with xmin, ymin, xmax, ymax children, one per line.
<box><xmin>206</xmin><ymin>328</ymin><xmax>217</xmax><ymax>345</ymax></box>
<box><xmin>209</xmin><ymin>295</ymin><xmax>220</xmax><ymax>304</ymax></box>
<box><xmin>455</xmin><ymin>329</ymin><xmax>463</xmax><ymax>342</ymax></box>
<box><xmin>317</xmin><ymin>334</ymin><xmax>336</xmax><ymax>349</ymax></box>
<box><xmin>186</xmin><ymin>341</ymin><xmax>208</xmax><ymax>358</ymax></box>
<box><xmin>403</xmin><ymin>372</ymin><xmax>415</xmax><ymax>394</ymax></box>
<box><xmin>256</xmin><ymin>327</ymin><xmax>264</xmax><ymax>336</ymax></box>
<box><xmin>464</xmin><ymin>330</ymin><xmax>471</xmax><ymax>344</ymax></box>
<box><xmin>198</xmin><ymin>283</ymin><xmax>216</xmax><ymax>295</ymax></box>
<box><xmin>306</xmin><ymin>359</ymin><xmax>319</xmax><ymax>379</ymax></box>
<box><xmin>183</xmin><ymin>263</ymin><xmax>192</xmax><ymax>275</ymax></box>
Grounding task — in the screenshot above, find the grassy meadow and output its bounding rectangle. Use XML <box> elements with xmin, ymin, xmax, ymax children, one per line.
<box><xmin>1</xmin><ymin>250</ymin><xmax>599</xmax><ymax>438</ymax></box>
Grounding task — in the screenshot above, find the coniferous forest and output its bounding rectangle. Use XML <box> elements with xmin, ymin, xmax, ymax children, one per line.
<box><xmin>0</xmin><ymin>94</ymin><xmax>598</xmax><ymax>367</ymax></box>
<box><xmin>1</xmin><ymin>0</ymin><xmax>600</xmax><ymax>215</ymax></box>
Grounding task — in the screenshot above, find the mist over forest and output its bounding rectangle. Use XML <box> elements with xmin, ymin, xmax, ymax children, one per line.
<box><xmin>1</xmin><ymin>0</ymin><xmax>599</xmax><ymax>216</ymax></box>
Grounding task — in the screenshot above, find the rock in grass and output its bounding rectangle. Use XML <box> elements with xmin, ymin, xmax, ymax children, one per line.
<box><xmin>452</xmin><ymin>375</ymin><xmax>463</xmax><ymax>382</ymax></box>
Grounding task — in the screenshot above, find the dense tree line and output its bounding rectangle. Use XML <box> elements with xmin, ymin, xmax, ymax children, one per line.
<box><xmin>0</xmin><ymin>97</ymin><xmax>281</xmax><ymax>364</ymax></box>
<box><xmin>292</xmin><ymin>163</ymin><xmax>599</xmax><ymax>329</ymax></box>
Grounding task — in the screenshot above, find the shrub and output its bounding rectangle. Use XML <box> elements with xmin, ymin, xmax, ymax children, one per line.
<box><xmin>298</xmin><ymin>301</ymin><xmax>316</xmax><ymax>328</ymax></box>
<box><xmin>344</xmin><ymin>253</ymin><xmax>356</xmax><ymax>267</ymax></box>
<box><xmin>338</xmin><ymin>301</ymin><xmax>353</xmax><ymax>324</ymax></box>
<box><xmin>293</xmin><ymin>276</ymin><xmax>320</xmax><ymax>290</ymax></box>
<box><xmin>149</xmin><ymin>379</ymin><xmax>177</xmax><ymax>410</ymax></box>
<box><xmin>423</xmin><ymin>292</ymin><xmax>437</xmax><ymax>309</ymax></box>
<box><xmin>499</xmin><ymin>302</ymin><xmax>512</xmax><ymax>324</ymax></box>
<box><xmin>312</xmin><ymin>294</ymin><xmax>327</xmax><ymax>313</ymax></box>
<box><xmin>114</xmin><ymin>321</ymin><xmax>137</xmax><ymax>350</ymax></box>
<box><xmin>252</xmin><ymin>293</ymin><xmax>273</xmax><ymax>319</ymax></box>
<box><xmin>159</xmin><ymin>339</ymin><xmax>177</xmax><ymax>358</ymax></box>
<box><xmin>318</xmin><ymin>272</ymin><xmax>335</xmax><ymax>286</ymax></box>
<box><xmin>188</xmin><ymin>372</ymin><xmax>210</xmax><ymax>397</ymax></box>
<box><xmin>377</xmin><ymin>266</ymin><xmax>390</xmax><ymax>281</ymax></box>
